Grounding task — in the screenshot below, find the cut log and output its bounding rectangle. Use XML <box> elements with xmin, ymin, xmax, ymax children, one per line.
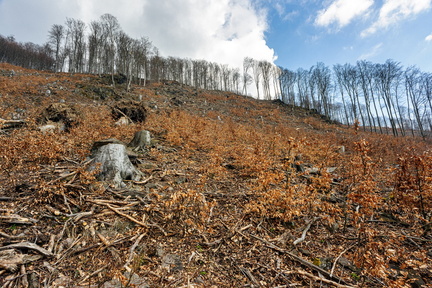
<box><xmin>89</xmin><ymin>143</ymin><xmax>142</xmax><ymax>188</ymax></box>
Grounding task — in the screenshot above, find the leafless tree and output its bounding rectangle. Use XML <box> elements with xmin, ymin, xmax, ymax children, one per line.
<box><xmin>100</xmin><ymin>13</ymin><xmax>120</xmax><ymax>85</ymax></box>
<box><xmin>259</xmin><ymin>60</ymin><xmax>273</xmax><ymax>100</ymax></box>
<box><xmin>47</xmin><ymin>24</ymin><xmax>65</xmax><ymax>72</ymax></box>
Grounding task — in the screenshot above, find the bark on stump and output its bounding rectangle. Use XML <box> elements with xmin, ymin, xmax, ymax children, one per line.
<box><xmin>89</xmin><ymin>143</ymin><xmax>142</xmax><ymax>188</ymax></box>
<box><xmin>128</xmin><ymin>130</ymin><xmax>151</xmax><ymax>151</ymax></box>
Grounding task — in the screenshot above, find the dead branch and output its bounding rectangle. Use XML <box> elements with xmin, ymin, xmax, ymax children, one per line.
<box><xmin>249</xmin><ymin>234</ymin><xmax>350</xmax><ymax>286</ymax></box>
<box><xmin>133</xmin><ymin>175</ymin><xmax>154</xmax><ymax>185</ymax></box>
<box><xmin>293</xmin><ymin>217</ymin><xmax>320</xmax><ymax>245</ymax></box>
<box><xmin>0</xmin><ymin>242</ymin><xmax>53</xmax><ymax>257</ymax></box>
<box><xmin>105</xmin><ymin>204</ymin><xmax>149</xmax><ymax>228</ymax></box>
<box><xmin>0</xmin><ymin>214</ymin><xmax>38</xmax><ymax>225</ymax></box>
<box><xmin>330</xmin><ymin>243</ymin><xmax>357</xmax><ymax>278</ymax></box>
<box><xmin>79</xmin><ymin>264</ymin><xmax>109</xmax><ymax>284</ymax></box>
<box><xmin>70</xmin><ymin>235</ymin><xmax>134</xmax><ymax>256</ymax></box>
<box><xmin>239</xmin><ymin>266</ymin><xmax>261</xmax><ymax>287</ymax></box>
<box><xmin>125</xmin><ymin>233</ymin><xmax>146</xmax><ymax>267</ymax></box>
<box><xmin>47</xmin><ymin>234</ymin><xmax>56</xmax><ymax>253</ymax></box>
<box><xmin>0</xmin><ymin>231</ymin><xmax>26</xmax><ymax>239</ymax></box>
<box><xmin>284</xmin><ymin>269</ymin><xmax>357</xmax><ymax>288</ymax></box>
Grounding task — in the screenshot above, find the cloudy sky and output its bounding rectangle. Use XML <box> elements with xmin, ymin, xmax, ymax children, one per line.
<box><xmin>0</xmin><ymin>0</ymin><xmax>431</xmax><ymax>72</ymax></box>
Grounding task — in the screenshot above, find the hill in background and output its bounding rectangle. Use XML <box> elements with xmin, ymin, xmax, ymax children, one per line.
<box><xmin>0</xmin><ymin>63</ymin><xmax>431</xmax><ymax>287</ymax></box>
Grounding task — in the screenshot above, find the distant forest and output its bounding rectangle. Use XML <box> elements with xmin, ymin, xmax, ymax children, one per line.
<box><xmin>1</xmin><ymin>13</ymin><xmax>431</xmax><ymax>138</ymax></box>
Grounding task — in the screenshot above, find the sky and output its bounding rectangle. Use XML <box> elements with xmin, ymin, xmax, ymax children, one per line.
<box><xmin>0</xmin><ymin>0</ymin><xmax>431</xmax><ymax>73</ymax></box>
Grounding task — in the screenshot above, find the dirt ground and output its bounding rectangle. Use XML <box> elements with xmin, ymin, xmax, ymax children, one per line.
<box><xmin>1</xmin><ymin>63</ymin><xmax>431</xmax><ymax>287</ymax></box>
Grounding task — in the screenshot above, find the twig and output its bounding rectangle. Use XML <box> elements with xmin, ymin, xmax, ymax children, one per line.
<box><xmin>249</xmin><ymin>234</ymin><xmax>349</xmax><ymax>285</ymax></box>
<box><xmin>286</xmin><ymin>269</ymin><xmax>356</xmax><ymax>288</ymax></box>
<box><xmin>20</xmin><ymin>265</ymin><xmax>28</xmax><ymax>287</ymax></box>
<box><xmin>330</xmin><ymin>243</ymin><xmax>357</xmax><ymax>278</ymax></box>
<box><xmin>79</xmin><ymin>264</ymin><xmax>109</xmax><ymax>284</ymax></box>
<box><xmin>47</xmin><ymin>171</ymin><xmax>78</xmax><ymax>185</ymax></box>
<box><xmin>125</xmin><ymin>233</ymin><xmax>146</xmax><ymax>267</ymax></box>
<box><xmin>47</xmin><ymin>234</ymin><xmax>56</xmax><ymax>253</ymax></box>
<box><xmin>68</xmin><ymin>209</ymin><xmax>94</xmax><ymax>222</ymax></box>
<box><xmin>239</xmin><ymin>266</ymin><xmax>261</xmax><ymax>287</ymax></box>
<box><xmin>105</xmin><ymin>204</ymin><xmax>148</xmax><ymax>228</ymax></box>
<box><xmin>70</xmin><ymin>236</ymin><xmax>134</xmax><ymax>256</ymax></box>
<box><xmin>293</xmin><ymin>217</ymin><xmax>320</xmax><ymax>245</ymax></box>
<box><xmin>133</xmin><ymin>175</ymin><xmax>154</xmax><ymax>185</ymax></box>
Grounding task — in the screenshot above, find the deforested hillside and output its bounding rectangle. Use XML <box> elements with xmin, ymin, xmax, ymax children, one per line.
<box><xmin>1</xmin><ymin>63</ymin><xmax>431</xmax><ymax>287</ymax></box>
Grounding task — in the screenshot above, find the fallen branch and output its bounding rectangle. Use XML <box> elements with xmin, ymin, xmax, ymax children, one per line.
<box><xmin>239</xmin><ymin>266</ymin><xmax>261</xmax><ymax>287</ymax></box>
<box><xmin>133</xmin><ymin>175</ymin><xmax>154</xmax><ymax>185</ymax></box>
<box><xmin>0</xmin><ymin>242</ymin><xmax>53</xmax><ymax>257</ymax></box>
<box><xmin>330</xmin><ymin>243</ymin><xmax>357</xmax><ymax>278</ymax></box>
<box><xmin>293</xmin><ymin>217</ymin><xmax>320</xmax><ymax>245</ymax></box>
<box><xmin>125</xmin><ymin>233</ymin><xmax>146</xmax><ymax>267</ymax></box>
<box><xmin>0</xmin><ymin>214</ymin><xmax>37</xmax><ymax>225</ymax></box>
<box><xmin>249</xmin><ymin>234</ymin><xmax>349</xmax><ymax>286</ymax></box>
<box><xmin>293</xmin><ymin>217</ymin><xmax>319</xmax><ymax>245</ymax></box>
<box><xmin>0</xmin><ymin>231</ymin><xmax>26</xmax><ymax>239</ymax></box>
<box><xmin>285</xmin><ymin>269</ymin><xmax>357</xmax><ymax>288</ymax></box>
<box><xmin>71</xmin><ymin>235</ymin><xmax>134</xmax><ymax>256</ymax></box>
<box><xmin>79</xmin><ymin>264</ymin><xmax>109</xmax><ymax>284</ymax></box>
<box><xmin>105</xmin><ymin>204</ymin><xmax>148</xmax><ymax>228</ymax></box>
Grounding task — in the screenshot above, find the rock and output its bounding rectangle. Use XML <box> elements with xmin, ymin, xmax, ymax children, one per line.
<box><xmin>89</xmin><ymin>142</ymin><xmax>142</xmax><ymax>188</ymax></box>
<box><xmin>128</xmin><ymin>130</ymin><xmax>152</xmax><ymax>150</ymax></box>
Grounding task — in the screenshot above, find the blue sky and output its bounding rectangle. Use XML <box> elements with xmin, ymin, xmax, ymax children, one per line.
<box><xmin>263</xmin><ymin>0</ymin><xmax>432</xmax><ymax>72</ymax></box>
<box><xmin>0</xmin><ymin>0</ymin><xmax>431</xmax><ymax>72</ymax></box>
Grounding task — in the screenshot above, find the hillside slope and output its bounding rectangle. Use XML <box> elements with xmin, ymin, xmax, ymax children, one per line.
<box><xmin>1</xmin><ymin>63</ymin><xmax>431</xmax><ymax>287</ymax></box>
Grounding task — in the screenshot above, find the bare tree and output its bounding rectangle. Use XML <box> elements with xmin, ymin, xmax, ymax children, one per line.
<box><xmin>242</xmin><ymin>57</ymin><xmax>254</xmax><ymax>95</ymax></box>
<box><xmin>47</xmin><ymin>24</ymin><xmax>64</xmax><ymax>72</ymax></box>
<box><xmin>252</xmin><ymin>59</ymin><xmax>262</xmax><ymax>99</ymax></box>
<box><xmin>313</xmin><ymin>62</ymin><xmax>332</xmax><ymax>118</ymax></box>
<box><xmin>88</xmin><ymin>20</ymin><xmax>104</xmax><ymax>74</ymax></box>
<box><xmin>64</xmin><ymin>18</ymin><xmax>86</xmax><ymax>73</ymax></box>
<box><xmin>259</xmin><ymin>60</ymin><xmax>273</xmax><ymax>100</ymax></box>
<box><xmin>100</xmin><ymin>13</ymin><xmax>120</xmax><ymax>85</ymax></box>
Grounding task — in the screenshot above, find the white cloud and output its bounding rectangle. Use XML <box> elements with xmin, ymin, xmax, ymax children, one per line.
<box><xmin>426</xmin><ymin>34</ymin><xmax>432</xmax><ymax>41</ymax></box>
<box><xmin>315</xmin><ymin>0</ymin><xmax>373</xmax><ymax>28</ymax></box>
<box><xmin>0</xmin><ymin>0</ymin><xmax>275</xmax><ymax>70</ymax></box>
<box><xmin>362</xmin><ymin>0</ymin><xmax>432</xmax><ymax>37</ymax></box>
<box><xmin>358</xmin><ymin>43</ymin><xmax>383</xmax><ymax>60</ymax></box>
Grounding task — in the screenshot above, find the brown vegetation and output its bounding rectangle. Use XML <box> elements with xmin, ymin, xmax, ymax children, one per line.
<box><xmin>0</xmin><ymin>63</ymin><xmax>431</xmax><ymax>287</ymax></box>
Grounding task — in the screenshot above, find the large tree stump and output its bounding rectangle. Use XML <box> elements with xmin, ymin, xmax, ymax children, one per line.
<box><xmin>89</xmin><ymin>142</ymin><xmax>142</xmax><ymax>188</ymax></box>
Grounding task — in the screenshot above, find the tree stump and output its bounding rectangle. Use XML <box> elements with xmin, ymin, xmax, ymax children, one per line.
<box><xmin>89</xmin><ymin>142</ymin><xmax>142</xmax><ymax>188</ymax></box>
<box><xmin>128</xmin><ymin>130</ymin><xmax>151</xmax><ymax>151</ymax></box>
